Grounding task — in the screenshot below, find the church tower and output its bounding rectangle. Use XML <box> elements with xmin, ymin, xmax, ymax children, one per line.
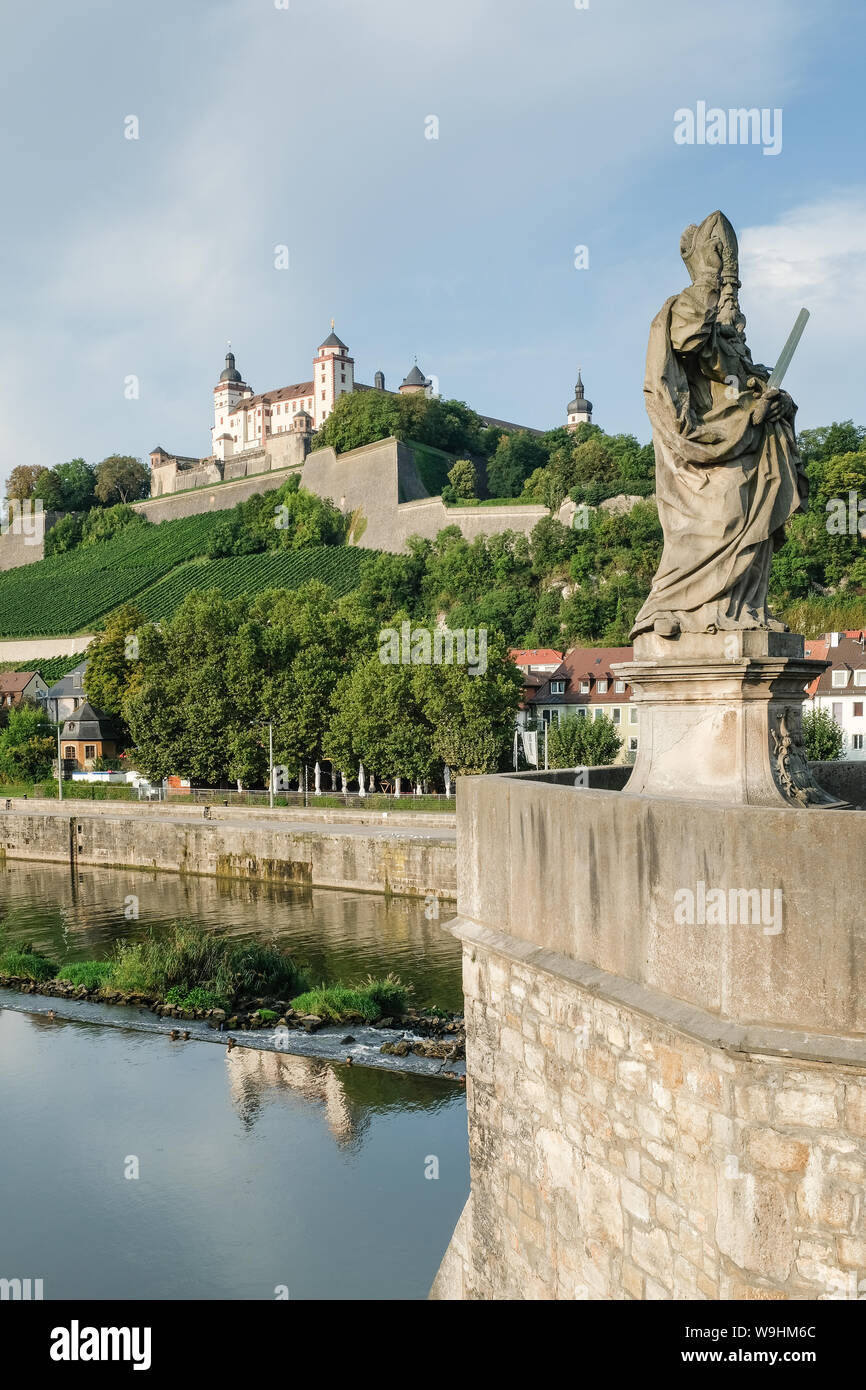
<box><xmin>566</xmin><ymin>370</ymin><xmax>592</xmax><ymax>430</ymax></box>
<box><xmin>212</xmin><ymin>348</ymin><xmax>251</xmax><ymax>459</ymax></box>
<box><xmin>313</xmin><ymin>324</ymin><xmax>354</xmax><ymax>427</ymax></box>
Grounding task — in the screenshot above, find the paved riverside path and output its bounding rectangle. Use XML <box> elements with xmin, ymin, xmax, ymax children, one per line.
<box><xmin>54</xmin><ymin>806</ymin><xmax>457</xmax><ymax>844</ymax></box>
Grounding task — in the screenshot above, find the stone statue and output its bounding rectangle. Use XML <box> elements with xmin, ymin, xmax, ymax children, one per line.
<box><xmin>631</xmin><ymin>211</ymin><xmax>807</xmax><ymax>640</ymax></box>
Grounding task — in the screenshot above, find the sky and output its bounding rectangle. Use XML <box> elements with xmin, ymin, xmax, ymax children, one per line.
<box><xmin>0</xmin><ymin>0</ymin><xmax>864</xmax><ymax>488</ymax></box>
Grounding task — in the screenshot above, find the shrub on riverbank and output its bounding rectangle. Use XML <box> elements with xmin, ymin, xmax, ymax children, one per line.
<box><xmin>291</xmin><ymin>973</ymin><xmax>408</xmax><ymax>1023</ymax></box>
<box><xmin>0</xmin><ymin>945</ymin><xmax>57</xmax><ymax>981</ymax></box>
<box><xmin>107</xmin><ymin>924</ymin><xmax>307</xmax><ymax>1005</ymax></box>
<box><xmin>58</xmin><ymin>961</ymin><xmax>114</xmax><ymax>990</ymax></box>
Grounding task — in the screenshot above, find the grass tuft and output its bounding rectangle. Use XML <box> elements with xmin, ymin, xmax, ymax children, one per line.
<box><xmin>0</xmin><ymin>946</ymin><xmax>58</xmax><ymax>981</ymax></box>
<box><xmin>56</xmin><ymin>961</ymin><xmax>114</xmax><ymax>990</ymax></box>
<box><xmin>291</xmin><ymin>973</ymin><xmax>409</xmax><ymax>1023</ymax></box>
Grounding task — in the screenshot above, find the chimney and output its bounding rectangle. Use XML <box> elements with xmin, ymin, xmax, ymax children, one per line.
<box><xmin>830</xmin><ymin>632</ymin><xmax>841</xmax><ymax>647</ymax></box>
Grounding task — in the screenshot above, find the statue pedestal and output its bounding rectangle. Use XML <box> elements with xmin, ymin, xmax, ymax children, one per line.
<box><xmin>613</xmin><ymin>631</ymin><xmax>847</xmax><ymax>807</ymax></box>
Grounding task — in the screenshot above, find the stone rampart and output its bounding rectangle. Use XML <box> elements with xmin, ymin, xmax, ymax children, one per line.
<box><xmin>432</xmin><ymin>768</ymin><xmax>866</xmax><ymax>1299</ymax></box>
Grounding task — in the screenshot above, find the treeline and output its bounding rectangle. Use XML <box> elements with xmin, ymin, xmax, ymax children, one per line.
<box><xmin>8</xmin><ymin>456</ymin><xmax>150</xmax><ymax>514</ymax></box>
<box><xmin>85</xmin><ymin>589</ymin><xmax>522</xmax><ymax>787</ymax></box>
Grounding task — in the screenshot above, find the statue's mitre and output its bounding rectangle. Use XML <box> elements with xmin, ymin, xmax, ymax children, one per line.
<box><xmin>680</xmin><ymin>210</ymin><xmax>739</xmax><ymax>285</ymax></box>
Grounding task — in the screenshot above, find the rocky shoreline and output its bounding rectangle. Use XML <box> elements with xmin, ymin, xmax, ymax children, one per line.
<box><xmin>0</xmin><ymin>972</ymin><xmax>466</xmax><ymax>1064</ymax></box>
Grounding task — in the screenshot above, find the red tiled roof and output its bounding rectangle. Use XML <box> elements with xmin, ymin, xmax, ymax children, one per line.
<box><xmin>510</xmin><ymin>648</ymin><xmax>564</xmax><ymax>667</ymax></box>
<box><xmin>228</xmin><ymin>382</ymin><xmax>314</xmax><ymax>414</ymax></box>
<box><xmin>808</xmin><ymin>634</ymin><xmax>866</xmax><ymax>697</ymax></box>
<box><xmin>0</xmin><ymin>671</ymin><xmax>39</xmax><ymax>693</ymax></box>
<box><xmin>530</xmin><ymin>645</ymin><xmax>634</xmax><ymax>706</ymax></box>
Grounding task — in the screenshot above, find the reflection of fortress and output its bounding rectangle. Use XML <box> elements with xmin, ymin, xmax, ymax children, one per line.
<box><xmin>226</xmin><ymin>1048</ymin><xmax>360</xmax><ymax>1147</ymax></box>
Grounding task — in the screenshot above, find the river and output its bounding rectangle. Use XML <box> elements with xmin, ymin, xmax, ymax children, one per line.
<box><xmin>0</xmin><ymin>862</ymin><xmax>468</xmax><ymax>1300</ymax></box>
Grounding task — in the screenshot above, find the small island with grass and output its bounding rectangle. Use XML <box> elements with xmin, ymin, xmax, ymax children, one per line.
<box><xmin>0</xmin><ymin>922</ymin><xmax>465</xmax><ymax>1065</ymax></box>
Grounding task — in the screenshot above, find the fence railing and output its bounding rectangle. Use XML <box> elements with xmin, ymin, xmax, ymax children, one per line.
<box><xmin>16</xmin><ymin>783</ymin><xmax>456</xmax><ymax>813</ymax></box>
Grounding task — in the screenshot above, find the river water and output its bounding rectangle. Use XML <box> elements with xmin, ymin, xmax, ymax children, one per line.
<box><xmin>0</xmin><ymin>863</ymin><xmax>468</xmax><ymax>1300</ymax></box>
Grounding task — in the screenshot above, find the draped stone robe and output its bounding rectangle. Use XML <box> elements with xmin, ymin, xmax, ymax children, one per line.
<box><xmin>630</xmin><ymin>284</ymin><xmax>807</xmax><ymax>638</ymax></box>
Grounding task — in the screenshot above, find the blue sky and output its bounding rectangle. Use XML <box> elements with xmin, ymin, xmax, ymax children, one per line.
<box><xmin>1</xmin><ymin>0</ymin><xmax>864</xmax><ymax>485</ymax></box>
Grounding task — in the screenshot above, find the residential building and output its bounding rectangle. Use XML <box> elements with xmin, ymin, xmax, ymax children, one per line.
<box><xmin>805</xmin><ymin>631</ymin><xmax>866</xmax><ymax>760</ymax></box>
<box><xmin>45</xmin><ymin>660</ymin><xmax>88</xmax><ymax>722</ymax></box>
<box><xmin>0</xmin><ymin>670</ymin><xmax>49</xmax><ymax>708</ymax></box>
<box><xmin>60</xmin><ymin>702</ymin><xmax>119</xmax><ymax>772</ymax></box>
<box><xmin>513</xmin><ymin>645</ymin><xmax>639</xmax><ymax>758</ymax></box>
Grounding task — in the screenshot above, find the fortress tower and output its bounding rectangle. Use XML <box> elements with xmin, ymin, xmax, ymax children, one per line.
<box><xmin>566</xmin><ymin>369</ymin><xmax>592</xmax><ymax>430</ymax></box>
<box><xmin>313</xmin><ymin>324</ymin><xmax>355</xmax><ymax>426</ymax></box>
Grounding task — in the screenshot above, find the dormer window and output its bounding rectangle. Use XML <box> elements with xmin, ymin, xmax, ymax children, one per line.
<box><xmin>550</xmin><ymin>680</ymin><xmax>565</xmax><ymax>695</ymax></box>
<box><xmin>597</xmin><ymin>679</ymin><xmax>608</xmax><ymax>693</ymax></box>
<box><xmin>614</xmin><ymin>679</ymin><xmax>626</xmax><ymax>694</ymax></box>
<box><xmin>580</xmin><ymin>680</ymin><xmax>590</xmax><ymax>693</ymax></box>
<box><xmin>855</xmin><ymin>670</ymin><xmax>866</xmax><ymax>686</ymax></box>
<box><xmin>832</xmin><ymin>669</ymin><xmax>849</xmax><ymax>688</ymax></box>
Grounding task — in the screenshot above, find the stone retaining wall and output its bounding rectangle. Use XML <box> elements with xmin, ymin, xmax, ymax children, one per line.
<box><xmin>0</xmin><ymin>809</ymin><xmax>455</xmax><ymax>899</ymax></box>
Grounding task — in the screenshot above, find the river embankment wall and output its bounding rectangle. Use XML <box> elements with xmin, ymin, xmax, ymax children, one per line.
<box><xmin>0</xmin><ymin>800</ymin><xmax>456</xmax><ymax>899</ymax></box>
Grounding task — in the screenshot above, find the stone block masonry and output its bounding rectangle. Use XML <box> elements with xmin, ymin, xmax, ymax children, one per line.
<box><xmin>431</xmin><ymin>769</ymin><xmax>866</xmax><ymax>1300</ymax></box>
<box><xmin>433</xmin><ymin>931</ymin><xmax>866</xmax><ymax>1299</ymax></box>
<box><xmin>0</xmin><ymin>803</ymin><xmax>456</xmax><ymax>900</ymax></box>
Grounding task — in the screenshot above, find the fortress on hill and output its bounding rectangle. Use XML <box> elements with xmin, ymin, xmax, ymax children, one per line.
<box><xmin>138</xmin><ymin>327</ymin><xmax>594</xmax><ymax>553</ymax></box>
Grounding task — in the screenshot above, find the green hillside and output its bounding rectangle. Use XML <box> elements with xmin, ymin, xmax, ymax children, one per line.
<box><xmin>0</xmin><ymin>512</ymin><xmax>371</xmax><ymax>637</ymax></box>
<box><xmin>134</xmin><ymin>548</ymin><xmax>368</xmax><ymax>621</ymax></box>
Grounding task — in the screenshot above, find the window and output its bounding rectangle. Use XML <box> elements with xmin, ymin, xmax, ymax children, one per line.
<box><xmin>855</xmin><ymin>670</ymin><xmax>866</xmax><ymax>686</ymax></box>
<box><xmin>832</xmin><ymin>669</ymin><xmax>849</xmax><ymax>688</ymax></box>
<box><xmin>629</xmin><ymin>707</ymin><xmax>639</xmax><ymax>724</ymax></box>
<box><xmin>550</xmin><ymin>680</ymin><xmax>565</xmax><ymax>694</ymax></box>
<box><xmin>833</xmin><ymin>702</ymin><xmax>843</xmax><ymax>721</ymax></box>
<box><xmin>580</xmin><ymin>680</ymin><xmax>590</xmax><ymax>693</ymax></box>
<box><xmin>855</xmin><ymin>703</ymin><xmax>863</xmax><ymax>718</ymax></box>
<box><xmin>611</xmin><ymin>708</ymin><xmax>621</xmax><ymax>724</ymax></box>
<box><xmin>64</xmin><ymin>746</ymin><xmax>75</xmax><ymax>759</ymax></box>
<box><xmin>854</xmin><ymin>735</ymin><xmax>864</xmax><ymax>750</ymax></box>
<box><xmin>575</xmin><ymin>707</ymin><xmax>587</xmax><ymax>718</ymax></box>
<box><xmin>85</xmin><ymin>746</ymin><xmax>96</xmax><ymax>760</ymax></box>
<box><xmin>597</xmin><ymin>679</ymin><xmax>608</xmax><ymax>693</ymax></box>
<box><xmin>629</xmin><ymin>737</ymin><xmax>638</xmax><ymax>752</ymax></box>
<box><xmin>614</xmin><ymin>679</ymin><xmax>626</xmax><ymax>693</ymax></box>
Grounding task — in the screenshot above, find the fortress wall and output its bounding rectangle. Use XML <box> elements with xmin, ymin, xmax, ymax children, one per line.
<box><xmin>300</xmin><ymin>437</ymin><xmax>550</xmax><ymax>551</ymax></box>
<box><xmin>129</xmin><ymin>465</ymin><xmax>300</xmax><ymax>525</ymax></box>
<box><xmin>432</xmin><ymin>770</ymin><xmax>866</xmax><ymax>1300</ymax></box>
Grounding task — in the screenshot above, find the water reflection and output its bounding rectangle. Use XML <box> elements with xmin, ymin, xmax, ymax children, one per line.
<box><xmin>0</xmin><ymin>1003</ymin><xmax>469</xmax><ymax>1300</ymax></box>
<box><xmin>0</xmin><ymin>861</ymin><xmax>462</xmax><ymax>1011</ymax></box>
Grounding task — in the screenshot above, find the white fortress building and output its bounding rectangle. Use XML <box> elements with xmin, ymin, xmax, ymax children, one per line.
<box><xmin>209</xmin><ymin>325</ymin><xmax>436</xmax><ymax>463</ymax></box>
<box><xmin>148</xmin><ymin>324</ymin><xmax>593</xmax><ymax>497</ymax></box>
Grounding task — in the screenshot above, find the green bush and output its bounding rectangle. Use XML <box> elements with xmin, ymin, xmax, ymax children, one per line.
<box><xmin>291</xmin><ymin>974</ymin><xmax>408</xmax><ymax>1023</ymax></box>
<box><xmin>802</xmin><ymin>707</ymin><xmax>845</xmax><ymax>761</ymax></box>
<box><xmin>56</xmin><ymin>961</ymin><xmax>114</xmax><ymax>990</ymax></box>
<box><xmin>108</xmin><ymin>922</ymin><xmax>306</xmax><ymax>1006</ymax></box>
<box><xmin>0</xmin><ymin>946</ymin><xmax>57</xmax><ymax>981</ymax></box>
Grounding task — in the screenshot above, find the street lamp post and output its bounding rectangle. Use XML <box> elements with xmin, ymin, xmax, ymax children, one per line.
<box><xmin>57</xmin><ymin>725</ymin><xmax>63</xmax><ymax>802</ymax></box>
<box><xmin>268</xmin><ymin>721</ymin><xmax>274</xmax><ymax>809</ymax></box>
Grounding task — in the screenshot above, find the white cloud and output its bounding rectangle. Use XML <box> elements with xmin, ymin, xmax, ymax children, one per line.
<box><xmin>738</xmin><ymin>192</ymin><xmax>866</xmax><ymax>423</ymax></box>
